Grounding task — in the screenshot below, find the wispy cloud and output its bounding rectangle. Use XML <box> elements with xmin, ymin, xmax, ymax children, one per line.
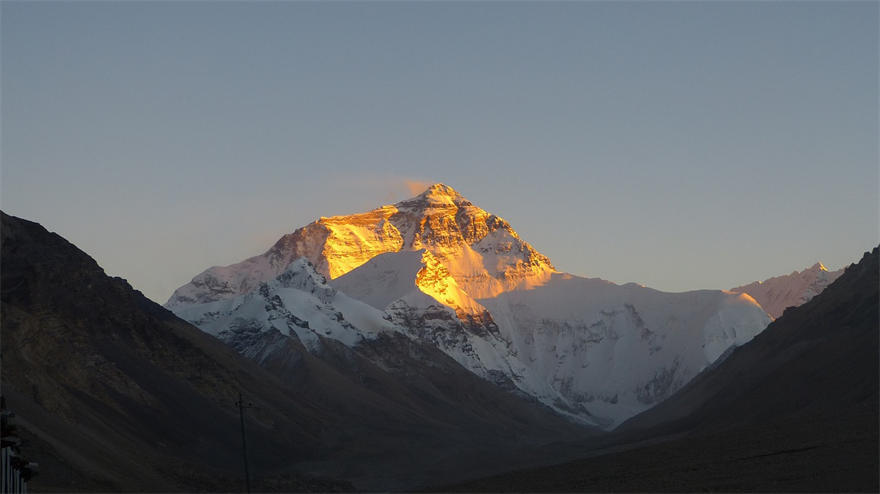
<box><xmin>403</xmin><ymin>180</ymin><xmax>433</xmax><ymax>196</ymax></box>
<box><xmin>324</xmin><ymin>174</ymin><xmax>440</xmax><ymax>206</ymax></box>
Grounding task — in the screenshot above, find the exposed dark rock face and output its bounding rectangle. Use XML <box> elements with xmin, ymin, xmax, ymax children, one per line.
<box><xmin>166</xmin><ymin>183</ymin><xmax>555</xmax><ymax>307</ymax></box>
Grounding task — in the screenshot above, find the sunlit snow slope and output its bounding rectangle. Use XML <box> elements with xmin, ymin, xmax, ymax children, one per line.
<box><xmin>168</xmin><ymin>184</ymin><xmax>772</xmax><ymax>428</ymax></box>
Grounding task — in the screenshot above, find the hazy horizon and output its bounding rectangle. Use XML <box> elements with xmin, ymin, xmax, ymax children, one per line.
<box><xmin>2</xmin><ymin>1</ymin><xmax>877</xmax><ymax>303</ymax></box>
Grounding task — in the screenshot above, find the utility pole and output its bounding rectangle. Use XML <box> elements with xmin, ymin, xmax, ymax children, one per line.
<box><xmin>236</xmin><ymin>391</ymin><xmax>256</xmax><ymax>494</ymax></box>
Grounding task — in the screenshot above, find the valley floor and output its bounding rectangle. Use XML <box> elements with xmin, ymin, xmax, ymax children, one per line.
<box><xmin>441</xmin><ymin>406</ymin><xmax>879</xmax><ymax>493</ymax></box>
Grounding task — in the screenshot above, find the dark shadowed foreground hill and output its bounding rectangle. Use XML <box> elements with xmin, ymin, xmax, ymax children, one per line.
<box><xmin>0</xmin><ymin>212</ymin><xmax>590</xmax><ymax>491</ymax></box>
<box><xmin>1</xmin><ymin>211</ymin><xmax>350</xmax><ymax>491</ymax></box>
<box><xmin>446</xmin><ymin>247</ymin><xmax>879</xmax><ymax>492</ymax></box>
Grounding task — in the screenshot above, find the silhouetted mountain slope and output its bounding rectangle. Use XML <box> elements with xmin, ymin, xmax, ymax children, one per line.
<box><xmin>1</xmin><ymin>211</ymin><xmax>350</xmax><ymax>492</ymax></box>
<box><xmin>238</xmin><ymin>328</ymin><xmax>598</xmax><ymax>490</ymax></box>
<box><xmin>445</xmin><ymin>247</ymin><xmax>879</xmax><ymax>492</ymax></box>
<box><xmin>0</xmin><ymin>212</ymin><xmax>590</xmax><ymax>491</ymax></box>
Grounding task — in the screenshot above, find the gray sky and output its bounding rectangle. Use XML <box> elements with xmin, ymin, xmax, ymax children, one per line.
<box><xmin>2</xmin><ymin>1</ymin><xmax>877</xmax><ymax>303</ymax></box>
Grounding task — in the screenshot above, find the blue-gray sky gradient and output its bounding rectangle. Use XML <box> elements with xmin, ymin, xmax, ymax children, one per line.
<box><xmin>3</xmin><ymin>1</ymin><xmax>877</xmax><ymax>303</ymax></box>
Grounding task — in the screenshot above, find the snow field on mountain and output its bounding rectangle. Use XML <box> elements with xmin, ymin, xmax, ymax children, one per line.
<box><xmin>731</xmin><ymin>263</ymin><xmax>844</xmax><ymax>319</ymax></box>
<box><xmin>173</xmin><ymin>259</ymin><xmax>398</xmax><ymax>351</ymax></box>
<box><xmin>167</xmin><ymin>184</ymin><xmax>781</xmax><ymax>429</ymax></box>
<box><xmin>329</xmin><ymin>250</ymin><xmax>425</xmax><ymax>309</ymax></box>
<box><xmin>476</xmin><ymin>274</ymin><xmax>771</xmax><ymax>427</ymax></box>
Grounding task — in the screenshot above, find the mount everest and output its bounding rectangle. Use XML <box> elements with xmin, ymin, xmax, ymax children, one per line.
<box><xmin>168</xmin><ymin>184</ymin><xmax>779</xmax><ymax>428</ymax></box>
<box><xmin>166</xmin><ymin>184</ymin><xmax>553</xmax><ymax>308</ymax></box>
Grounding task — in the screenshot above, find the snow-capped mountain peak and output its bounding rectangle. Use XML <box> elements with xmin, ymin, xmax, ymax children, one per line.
<box><xmin>398</xmin><ymin>183</ymin><xmax>463</xmax><ymax>209</ymax></box>
<box><xmin>166</xmin><ymin>183</ymin><xmax>555</xmax><ymax>307</ymax></box>
<box><xmin>730</xmin><ymin>262</ymin><xmax>844</xmax><ymax>319</ymax></box>
<box><xmin>167</xmin><ymin>184</ymin><xmax>773</xmax><ymax>429</ymax></box>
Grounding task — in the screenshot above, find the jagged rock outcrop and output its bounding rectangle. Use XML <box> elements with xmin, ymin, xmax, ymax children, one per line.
<box><xmin>167</xmin><ymin>184</ymin><xmax>555</xmax><ymax>308</ymax></box>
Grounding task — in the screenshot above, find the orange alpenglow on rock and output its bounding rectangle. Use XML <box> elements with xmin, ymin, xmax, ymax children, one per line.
<box><xmin>166</xmin><ymin>183</ymin><xmax>775</xmax><ymax>429</ymax></box>
<box><xmin>165</xmin><ymin>183</ymin><xmax>556</xmax><ymax>310</ymax></box>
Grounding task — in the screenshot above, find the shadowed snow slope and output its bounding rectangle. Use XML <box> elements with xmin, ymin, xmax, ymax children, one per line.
<box><xmin>444</xmin><ymin>247</ymin><xmax>878</xmax><ymax>493</ymax></box>
<box><xmin>173</xmin><ymin>257</ymin><xmax>399</xmax><ymax>352</ymax></box>
<box><xmin>620</xmin><ymin>247</ymin><xmax>878</xmax><ymax>435</ymax></box>
<box><xmin>168</xmin><ymin>184</ymin><xmax>772</xmax><ymax>428</ymax></box>
<box><xmin>731</xmin><ymin>262</ymin><xmax>844</xmax><ymax>319</ymax></box>
<box><xmin>331</xmin><ymin>254</ymin><xmax>772</xmax><ymax>428</ymax></box>
<box><xmin>477</xmin><ymin>274</ymin><xmax>770</xmax><ymax>427</ymax></box>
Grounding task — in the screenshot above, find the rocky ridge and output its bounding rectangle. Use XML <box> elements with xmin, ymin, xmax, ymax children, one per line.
<box><xmin>166</xmin><ymin>184</ymin><xmax>555</xmax><ymax>308</ymax></box>
<box><xmin>731</xmin><ymin>262</ymin><xmax>844</xmax><ymax>319</ymax></box>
